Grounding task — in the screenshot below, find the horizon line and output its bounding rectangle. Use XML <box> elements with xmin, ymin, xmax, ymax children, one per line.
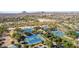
<box><xmin>1</xmin><ymin>11</ymin><xmax>79</xmax><ymax>13</ymax></box>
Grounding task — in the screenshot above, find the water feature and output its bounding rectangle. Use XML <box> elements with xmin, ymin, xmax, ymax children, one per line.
<box><xmin>22</xmin><ymin>28</ymin><xmax>33</xmax><ymax>33</ymax></box>
<box><xmin>51</xmin><ymin>30</ymin><xmax>65</xmax><ymax>37</ymax></box>
<box><xmin>24</xmin><ymin>34</ymin><xmax>43</xmax><ymax>45</ymax></box>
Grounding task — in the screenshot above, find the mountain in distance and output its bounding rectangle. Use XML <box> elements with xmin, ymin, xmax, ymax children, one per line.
<box><xmin>0</xmin><ymin>11</ymin><xmax>79</xmax><ymax>17</ymax></box>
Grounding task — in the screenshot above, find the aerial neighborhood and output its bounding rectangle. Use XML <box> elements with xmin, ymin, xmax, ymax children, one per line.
<box><xmin>0</xmin><ymin>12</ymin><xmax>79</xmax><ymax>48</ymax></box>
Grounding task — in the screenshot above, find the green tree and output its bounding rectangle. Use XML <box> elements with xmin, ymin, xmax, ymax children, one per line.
<box><xmin>12</xmin><ymin>32</ymin><xmax>22</xmax><ymax>39</ymax></box>
<box><xmin>66</xmin><ymin>31</ymin><xmax>77</xmax><ymax>38</ymax></box>
<box><xmin>0</xmin><ymin>25</ymin><xmax>7</xmax><ymax>34</ymax></box>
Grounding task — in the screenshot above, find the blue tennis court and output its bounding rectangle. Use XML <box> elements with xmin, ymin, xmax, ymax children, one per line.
<box><xmin>24</xmin><ymin>34</ymin><xmax>43</xmax><ymax>45</ymax></box>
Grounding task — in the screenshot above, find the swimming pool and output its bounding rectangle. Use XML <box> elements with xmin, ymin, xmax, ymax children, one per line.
<box><xmin>51</xmin><ymin>30</ymin><xmax>65</xmax><ymax>37</ymax></box>
<box><xmin>76</xmin><ymin>31</ymin><xmax>79</xmax><ymax>36</ymax></box>
<box><xmin>76</xmin><ymin>31</ymin><xmax>79</xmax><ymax>34</ymax></box>
<box><xmin>24</xmin><ymin>34</ymin><xmax>43</xmax><ymax>45</ymax></box>
<box><xmin>22</xmin><ymin>28</ymin><xmax>33</xmax><ymax>33</ymax></box>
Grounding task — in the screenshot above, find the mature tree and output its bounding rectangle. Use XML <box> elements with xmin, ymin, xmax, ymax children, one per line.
<box><xmin>66</xmin><ymin>31</ymin><xmax>77</xmax><ymax>38</ymax></box>
<box><xmin>12</xmin><ymin>32</ymin><xmax>22</xmax><ymax>39</ymax></box>
<box><xmin>0</xmin><ymin>25</ymin><xmax>7</xmax><ymax>34</ymax></box>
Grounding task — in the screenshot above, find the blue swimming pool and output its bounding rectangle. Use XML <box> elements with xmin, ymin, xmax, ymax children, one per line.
<box><xmin>24</xmin><ymin>34</ymin><xmax>43</xmax><ymax>45</ymax></box>
<box><xmin>22</xmin><ymin>28</ymin><xmax>33</xmax><ymax>33</ymax></box>
<box><xmin>76</xmin><ymin>31</ymin><xmax>79</xmax><ymax>34</ymax></box>
<box><xmin>51</xmin><ymin>30</ymin><xmax>65</xmax><ymax>37</ymax></box>
<box><xmin>76</xmin><ymin>31</ymin><xmax>79</xmax><ymax>36</ymax></box>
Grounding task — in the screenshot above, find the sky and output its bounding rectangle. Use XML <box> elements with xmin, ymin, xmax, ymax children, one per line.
<box><xmin>0</xmin><ymin>0</ymin><xmax>79</xmax><ymax>13</ymax></box>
